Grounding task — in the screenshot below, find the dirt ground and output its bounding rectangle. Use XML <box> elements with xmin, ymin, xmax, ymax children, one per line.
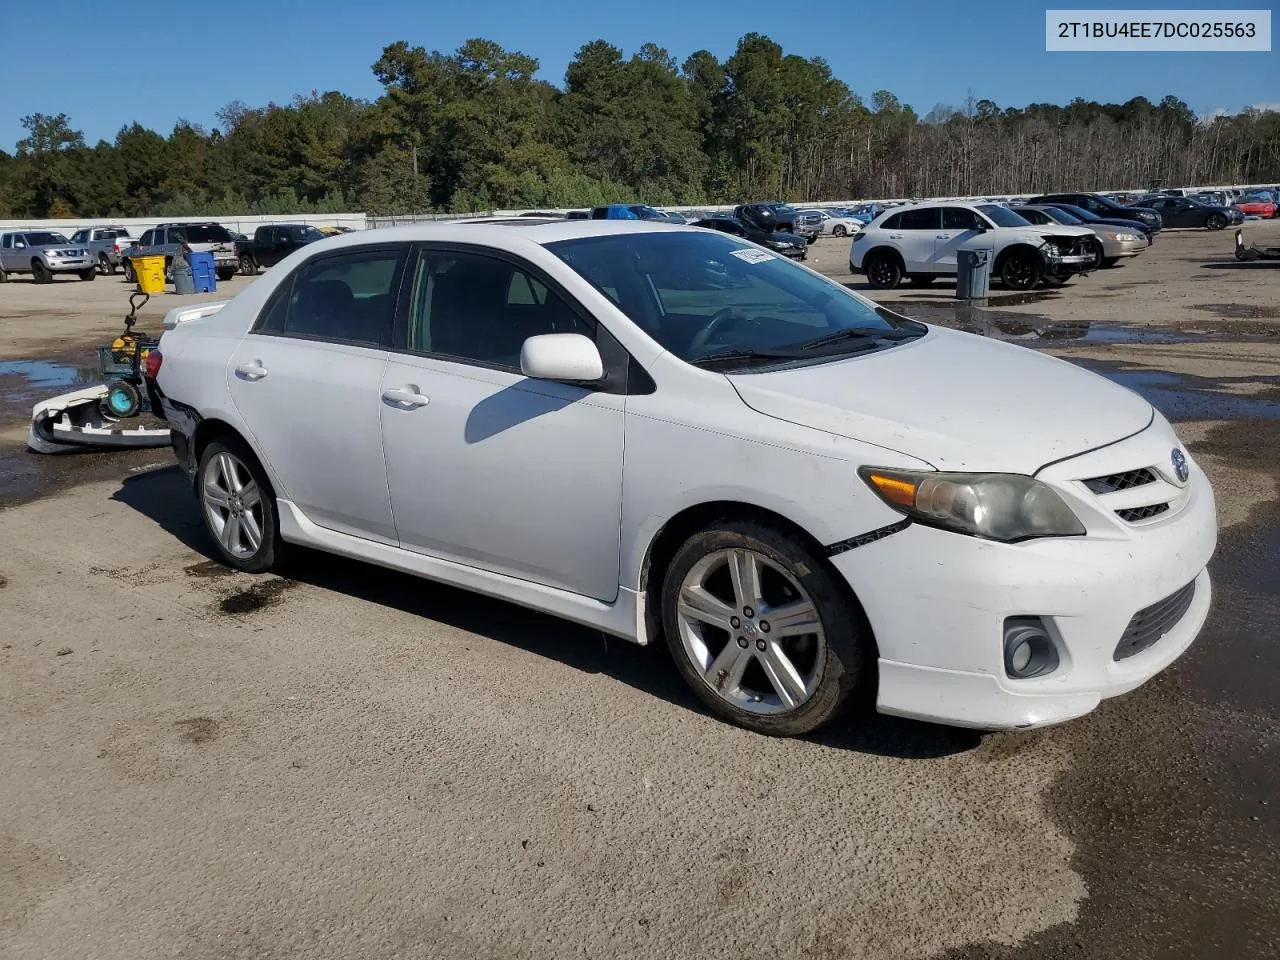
<box><xmin>1</xmin><ymin>229</ymin><xmax>1278</xmax><ymax>960</ymax></box>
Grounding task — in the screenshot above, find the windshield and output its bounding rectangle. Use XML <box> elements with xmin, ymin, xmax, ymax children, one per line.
<box><xmin>1038</xmin><ymin>207</ymin><xmax>1082</xmax><ymax>225</ymax></box>
<box><xmin>1242</xmin><ymin>192</ymin><xmax>1272</xmax><ymax>202</ymax></box>
<box><xmin>25</xmin><ymin>232</ymin><xmax>69</xmax><ymax>245</ymax></box>
<box><xmin>546</xmin><ymin>231</ymin><xmax>924</xmax><ymax>369</ymax></box>
<box><xmin>629</xmin><ymin>205</ymin><xmax>665</xmax><ymax>220</ymax></box>
<box><xmin>1057</xmin><ymin>204</ymin><xmax>1102</xmax><ymax>222</ymax></box>
<box><xmin>976</xmin><ymin>204</ymin><xmax>1031</xmax><ymax>228</ymax></box>
<box><xmin>176</xmin><ymin>224</ymin><xmax>233</xmax><ymax>243</ymax></box>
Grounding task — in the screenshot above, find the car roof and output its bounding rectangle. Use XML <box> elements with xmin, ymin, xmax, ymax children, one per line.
<box><xmin>310</xmin><ymin>219</ymin><xmax>693</xmax><ymax>251</ymax></box>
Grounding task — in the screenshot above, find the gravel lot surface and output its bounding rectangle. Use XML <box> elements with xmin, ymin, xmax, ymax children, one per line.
<box><xmin>1</xmin><ymin>228</ymin><xmax>1277</xmax><ymax>959</ymax></box>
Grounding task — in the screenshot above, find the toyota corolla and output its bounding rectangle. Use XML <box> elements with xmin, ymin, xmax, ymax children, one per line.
<box><xmin>144</xmin><ymin>220</ymin><xmax>1216</xmax><ymax>736</ymax></box>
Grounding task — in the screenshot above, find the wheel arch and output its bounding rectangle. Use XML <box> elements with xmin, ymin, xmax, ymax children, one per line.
<box><xmin>863</xmin><ymin>245</ymin><xmax>903</xmax><ymax>268</ymax></box>
<box><xmin>188</xmin><ymin>416</ymin><xmax>285</xmax><ymax>505</ymax></box>
<box><xmin>992</xmin><ymin>242</ymin><xmax>1041</xmax><ymax>272</ymax></box>
<box><xmin>636</xmin><ymin>499</ymin><xmax>878</xmax><ymax>660</ymax></box>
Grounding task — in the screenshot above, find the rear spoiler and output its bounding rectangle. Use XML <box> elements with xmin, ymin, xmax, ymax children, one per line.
<box><xmin>163</xmin><ymin>300</ymin><xmax>230</xmax><ymax>330</ymax></box>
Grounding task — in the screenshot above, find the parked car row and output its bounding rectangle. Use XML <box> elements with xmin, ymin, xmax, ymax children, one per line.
<box><xmin>847</xmin><ymin>199</ymin><xmax>1134</xmax><ymax>291</ymax></box>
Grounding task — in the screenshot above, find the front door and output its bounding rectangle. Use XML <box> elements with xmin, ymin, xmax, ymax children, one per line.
<box><xmin>378</xmin><ymin>247</ymin><xmax>625</xmax><ymax>601</ymax></box>
<box><xmin>894</xmin><ymin>207</ymin><xmax>942</xmax><ymax>272</ymax></box>
<box><xmin>227</xmin><ymin>243</ymin><xmax>409</xmax><ymax>543</ymax></box>
<box><xmin>933</xmin><ymin>207</ymin><xmax>987</xmax><ymax>271</ymax></box>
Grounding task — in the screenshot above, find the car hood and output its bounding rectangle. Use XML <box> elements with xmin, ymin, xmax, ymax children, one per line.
<box><xmin>726</xmin><ymin>326</ymin><xmax>1154</xmax><ymax>473</ymax></box>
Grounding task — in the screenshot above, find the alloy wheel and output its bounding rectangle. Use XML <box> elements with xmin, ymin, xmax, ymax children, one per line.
<box><xmin>202</xmin><ymin>451</ymin><xmax>265</xmax><ymax>560</ymax></box>
<box><xmin>675</xmin><ymin>548</ymin><xmax>826</xmax><ymax>715</ymax></box>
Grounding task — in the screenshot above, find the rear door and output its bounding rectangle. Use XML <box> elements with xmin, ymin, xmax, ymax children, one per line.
<box><xmin>227</xmin><ymin>243</ymin><xmax>409</xmax><ymax>543</ymax></box>
<box><xmin>0</xmin><ymin>234</ymin><xmax>14</xmax><ymax>271</ymax></box>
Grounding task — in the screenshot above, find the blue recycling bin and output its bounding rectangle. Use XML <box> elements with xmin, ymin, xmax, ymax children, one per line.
<box><xmin>189</xmin><ymin>252</ymin><xmax>217</xmax><ymax>293</ymax></box>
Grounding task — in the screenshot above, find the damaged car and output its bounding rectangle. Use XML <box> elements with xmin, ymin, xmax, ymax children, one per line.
<box><xmin>849</xmin><ymin>202</ymin><xmax>1096</xmax><ymax>290</ymax></box>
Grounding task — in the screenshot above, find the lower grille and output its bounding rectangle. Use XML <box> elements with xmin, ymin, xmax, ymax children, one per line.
<box><xmin>1113</xmin><ymin>581</ymin><xmax>1196</xmax><ymax>661</ymax></box>
<box><xmin>1117</xmin><ymin>503</ymin><xmax>1170</xmax><ymax>523</ymax></box>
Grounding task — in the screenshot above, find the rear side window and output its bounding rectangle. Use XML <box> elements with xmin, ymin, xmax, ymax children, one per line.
<box><xmin>898</xmin><ymin>208</ymin><xmax>941</xmax><ymax>230</ymax></box>
<box><xmin>880</xmin><ymin>213</ymin><xmax>902</xmax><ymax>229</ymax></box>
<box><xmin>255</xmin><ymin>247</ymin><xmax>407</xmax><ymax>347</ymax></box>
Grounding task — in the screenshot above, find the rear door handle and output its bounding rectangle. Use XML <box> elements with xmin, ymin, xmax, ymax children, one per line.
<box><xmin>889</xmin><ymin>234</ymin><xmax>903</xmax><ymax>239</ymax></box>
<box><xmin>382</xmin><ymin>386</ymin><xmax>430</xmax><ymax>408</ymax></box>
<box><xmin>235</xmin><ymin>361</ymin><xmax>268</xmax><ymax>381</ymax></box>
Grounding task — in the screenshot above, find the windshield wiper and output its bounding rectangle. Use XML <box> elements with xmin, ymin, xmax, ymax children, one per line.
<box><xmin>688</xmin><ymin>348</ymin><xmax>803</xmax><ymax>368</ymax></box>
<box><xmin>794</xmin><ymin>327</ymin><xmax>918</xmax><ymax>351</ymax></box>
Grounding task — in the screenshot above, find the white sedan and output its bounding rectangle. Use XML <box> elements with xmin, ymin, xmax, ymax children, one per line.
<box><xmin>146</xmin><ymin>220</ymin><xmax>1216</xmax><ymax>735</ymax></box>
<box><xmin>822</xmin><ymin>213</ymin><xmax>866</xmax><ymax>237</ymax></box>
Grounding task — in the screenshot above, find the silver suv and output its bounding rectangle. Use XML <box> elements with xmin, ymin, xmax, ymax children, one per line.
<box><xmin>0</xmin><ymin>231</ymin><xmax>97</xmax><ymax>283</ymax></box>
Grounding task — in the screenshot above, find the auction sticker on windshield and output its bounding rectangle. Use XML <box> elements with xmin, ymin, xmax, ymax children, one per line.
<box><xmin>730</xmin><ymin>248</ymin><xmax>777</xmax><ymax>264</ymax></box>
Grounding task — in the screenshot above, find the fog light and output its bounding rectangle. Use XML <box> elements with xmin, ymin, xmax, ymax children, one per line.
<box><xmin>1003</xmin><ymin>618</ymin><xmax>1060</xmax><ymax>679</ymax></box>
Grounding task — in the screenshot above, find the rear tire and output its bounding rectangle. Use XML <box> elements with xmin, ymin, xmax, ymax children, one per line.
<box><xmin>197</xmin><ymin>436</ymin><xmax>285</xmax><ymax>574</ymax></box>
<box><xmin>217</xmin><ymin>267</ymin><xmax>237</xmax><ymax>282</ymax></box>
<box><xmin>661</xmin><ymin>519</ymin><xmax>871</xmax><ymax>737</ymax></box>
<box><xmin>865</xmin><ymin>252</ymin><xmax>902</xmax><ymax>289</ymax></box>
<box><xmin>239</xmin><ymin>254</ymin><xmax>257</xmax><ymax>276</ymax></box>
<box><xmin>0</xmin><ymin>264</ymin><xmax>7</xmax><ymax>283</ymax></box>
<box><xmin>123</xmin><ymin>260</ymin><xmax>135</xmax><ymax>283</ymax></box>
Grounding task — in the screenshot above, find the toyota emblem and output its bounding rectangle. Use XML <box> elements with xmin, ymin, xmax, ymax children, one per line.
<box><xmin>1171</xmin><ymin>448</ymin><xmax>1189</xmax><ymax>484</ymax></box>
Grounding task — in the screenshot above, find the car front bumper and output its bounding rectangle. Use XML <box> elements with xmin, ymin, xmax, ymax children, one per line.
<box><xmin>830</xmin><ymin>422</ymin><xmax>1217</xmax><ymax>730</ymax></box>
<box><xmin>43</xmin><ymin>256</ymin><xmax>95</xmax><ymax>272</ymax></box>
<box><xmin>1100</xmin><ymin>237</ymin><xmax>1147</xmax><ymax>258</ymax></box>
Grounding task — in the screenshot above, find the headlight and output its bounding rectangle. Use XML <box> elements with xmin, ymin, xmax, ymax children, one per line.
<box><xmin>860</xmin><ymin>468</ymin><xmax>1086</xmax><ymax>542</ymax></box>
<box><xmin>1107</xmin><ymin>233</ymin><xmax>1137</xmax><ymax>241</ymax></box>
<box><xmin>766</xmin><ymin>240</ymin><xmax>790</xmax><ymax>249</ymax></box>
<box><xmin>1039</xmin><ymin>242</ymin><xmax>1061</xmax><ymax>259</ymax></box>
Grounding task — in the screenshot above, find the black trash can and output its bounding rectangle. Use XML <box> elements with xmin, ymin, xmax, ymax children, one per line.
<box><xmin>957</xmin><ymin>247</ymin><xmax>992</xmax><ymax>299</ymax></box>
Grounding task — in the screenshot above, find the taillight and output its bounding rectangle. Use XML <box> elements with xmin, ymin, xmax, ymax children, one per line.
<box><xmin>144</xmin><ymin>349</ymin><xmax>163</xmax><ymax>379</ymax></box>
<box><xmin>113</xmin><ymin>243</ymin><xmax>121</xmax><ymax>253</ymax></box>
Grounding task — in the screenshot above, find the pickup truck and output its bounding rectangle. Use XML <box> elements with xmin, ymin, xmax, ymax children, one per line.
<box><xmin>122</xmin><ymin>222</ymin><xmax>239</xmax><ymax>282</ymax></box>
<box><xmin>0</xmin><ymin>230</ymin><xmax>97</xmax><ymax>282</ymax></box>
<box><xmin>68</xmin><ymin>225</ymin><xmax>135</xmax><ymax>275</ymax></box>
<box><xmin>235</xmin><ymin>223</ymin><xmax>326</xmax><ymax>274</ymax></box>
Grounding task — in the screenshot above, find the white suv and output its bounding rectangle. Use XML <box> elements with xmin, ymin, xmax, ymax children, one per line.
<box><xmin>849</xmin><ymin>202</ymin><xmax>1096</xmax><ymax>290</ymax></box>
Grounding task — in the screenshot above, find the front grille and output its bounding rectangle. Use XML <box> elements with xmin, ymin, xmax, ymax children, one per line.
<box><xmin>1114</xmin><ymin>581</ymin><xmax>1197</xmax><ymax>660</ymax></box>
<box><xmin>1116</xmin><ymin>503</ymin><xmax>1170</xmax><ymax>523</ymax></box>
<box><xmin>1084</xmin><ymin>467</ymin><xmax>1157</xmax><ymax>495</ymax></box>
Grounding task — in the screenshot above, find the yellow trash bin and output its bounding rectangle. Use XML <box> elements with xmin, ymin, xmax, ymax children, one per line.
<box><xmin>131</xmin><ymin>255</ymin><xmax>166</xmax><ymax>294</ymax></box>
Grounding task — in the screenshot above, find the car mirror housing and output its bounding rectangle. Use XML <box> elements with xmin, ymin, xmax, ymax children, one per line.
<box><xmin>520</xmin><ymin>333</ymin><xmax>605</xmax><ymax>383</ymax></box>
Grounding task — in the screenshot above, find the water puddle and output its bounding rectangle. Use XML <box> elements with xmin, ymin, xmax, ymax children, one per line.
<box><xmin>882</xmin><ymin>302</ymin><xmax>1201</xmax><ymax>345</ymax></box>
<box><xmin>1191</xmin><ymin>303</ymin><xmax>1280</xmax><ymax>319</ymax></box>
<box><xmin>0</xmin><ymin>359</ymin><xmax>99</xmax><ymax>404</ymax></box>
<box><xmin>1071</xmin><ymin>360</ymin><xmax>1280</xmax><ymax>421</ymax></box>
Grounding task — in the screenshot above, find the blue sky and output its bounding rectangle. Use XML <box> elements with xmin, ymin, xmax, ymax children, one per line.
<box><xmin>2</xmin><ymin>0</ymin><xmax>1275</xmax><ymax>150</ymax></box>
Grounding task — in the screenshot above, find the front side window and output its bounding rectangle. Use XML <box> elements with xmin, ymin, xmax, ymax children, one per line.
<box><xmin>139</xmin><ymin>230</ymin><xmax>154</xmax><ymax>245</ymax></box>
<box><xmin>942</xmin><ymin>207</ymin><xmax>985</xmax><ymax>230</ymax></box>
<box><xmin>258</xmin><ymin>247</ymin><xmax>406</xmax><ymax>347</ymax></box>
<box><xmin>1015</xmin><ymin>209</ymin><xmax>1049</xmax><ymax>225</ymax></box>
<box><xmin>407</xmin><ymin>250</ymin><xmax>592</xmax><ymax>369</ymax></box>
<box><xmin>547</xmin><ymin>231</ymin><xmax>923</xmax><ymax>368</ymax></box>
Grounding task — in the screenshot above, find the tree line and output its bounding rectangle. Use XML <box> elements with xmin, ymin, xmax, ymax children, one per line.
<box><xmin>2</xmin><ymin>33</ymin><xmax>1278</xmax><ymax>220</ymax></box>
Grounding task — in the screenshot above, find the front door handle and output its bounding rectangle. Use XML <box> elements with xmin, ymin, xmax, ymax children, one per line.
<box><xmin>382</xmin><ymin>386</ymin><xmax>430</xmax><ymax>408</ymax></box>
<box><xmin>235</xmin><ymin>361</ymin><xmax>268</xmax><ymax>381</ymax></box>
<box><xmin>889</xmin><ymin>234</ymin><xmax>903</xmax><ymax>239</ymax></box>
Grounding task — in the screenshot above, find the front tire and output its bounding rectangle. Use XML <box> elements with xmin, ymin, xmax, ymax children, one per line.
<box><xmin>79</xmin><ymin>268</ymin><xmax>96</xmax><ymax>281</ymax></box>
<box><xmin>123</xmin><ymin>259</ymin><xmax>135</xmax><ymax>283</ymax></box>
<box><xmin>661</xmin><ymin>520</ymin><xmax>870</xmax><ymax>736</ymax></box>
<box><xmin>1206</xmin><ymin>213</ymin><xmax>1227</xmax><ymax>231</ymax></box>
<box><xmin>832</xmin><ymin>224</ymin><xmax>848</xmax><ymax>238</ymax></box>
<box><xmin>239</xmin><ymin>254</ymin><xmax>257</xmax><ymax>276</ymax></box>
<box><xmin>217</xmin><ymin>267</ymin><xmax>237</xmax><ymax>282</ymax></box>
<box><xmin>1101</xmin><ymin>256</ymin><xmax>1121</xmax><ymax>268</ymax></box>
<box><xmin>865</xmin><ymin>252</ymin><xmax>902</xmax><ymax>289</ymax></box>
<box><xmin>31</xmin><ymin>260</ymin><xmax>53</xmax><ymax>284</ymax></box>
<box><xmin>197</xmin><ymin>437</ymin><xmax>284</xmax><ymax>573</ymax></box>
<box><xmin>1000</xmin><ymin>250</ymin><xmax>1042</xmax><ymax>291</ymax></box>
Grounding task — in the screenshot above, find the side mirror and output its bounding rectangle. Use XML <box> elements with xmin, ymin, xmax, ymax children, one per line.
<box><xmin>973</xmin><ymin>221</ymin><xmax>987</xmax><ymax>232</ymax></box>
<box><xmin>14</xmin><ymin>241</ymin><xmax>25</xmax><ymax>249</ymax></box>
<box><xmin>520</xmin><ymin>333</ymin><xmax>604</xmax><ymax>383</ymax></box>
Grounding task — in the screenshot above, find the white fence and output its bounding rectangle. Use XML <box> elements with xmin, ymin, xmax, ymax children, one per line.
<box><xmin>0</xmin><ymin>213</ymin><xmax>369</xmax><ymax>236</ymax></box>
